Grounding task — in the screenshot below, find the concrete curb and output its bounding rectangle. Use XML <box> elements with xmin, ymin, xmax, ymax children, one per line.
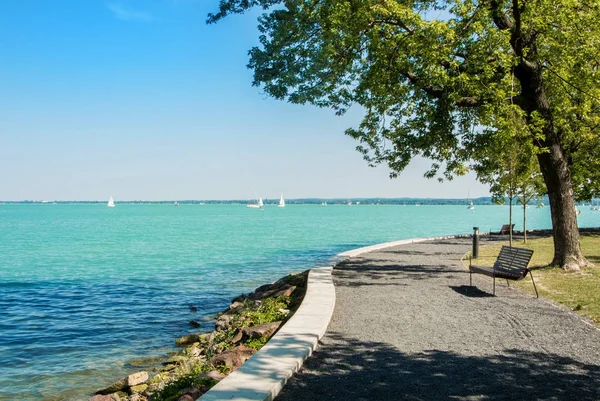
<box><xmin>337</xmin><ymin>234</ymin><xmax>470</xmax><ymax>260</ymax></box>
<box><xmin>200</xmin><ymin>233</ymin><xmax>470</xmax><ymax>400</ymax></box>
<box><xmin>199</xmin><ymin>266</ymin><xmax>335</xmax><ymax>401</ymax></box>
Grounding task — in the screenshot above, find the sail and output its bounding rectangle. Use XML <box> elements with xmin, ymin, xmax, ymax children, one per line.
<box><xmin>258</xmin><ymin>197</ymin><xmax>264</xmax><ymax>207</ymax></box>
<box><xmin>278</xmin><ymin>193</ymin><xmax>285</xmax><ymax>207</ymax></box>
<box><xmin>107</xmin><ymin>197</ymin><xmax>115</xmax><ymax>207</ymax></box>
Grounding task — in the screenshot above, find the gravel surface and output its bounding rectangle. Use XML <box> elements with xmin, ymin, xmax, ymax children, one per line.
<box><xmin>276</xmin><ymin>238</ymin><xmax>600</xmax><ymax>401</ymax></box>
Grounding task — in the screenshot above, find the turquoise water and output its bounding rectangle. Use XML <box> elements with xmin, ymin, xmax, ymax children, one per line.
<box><xmin>1</xmin><ymin>203</ymin><xmax>598</xmax><ymax>401</ymax></box>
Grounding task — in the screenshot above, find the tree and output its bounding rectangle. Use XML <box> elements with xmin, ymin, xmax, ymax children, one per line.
<box><xmin>517</xmin><ymin>172</ymin><xmax>544</xmax><ymax>244</ymax></box>
<box><xmin>209</xmin><ymin>0</ymin><xmax>600</xmax><ymax>270</ymax></box>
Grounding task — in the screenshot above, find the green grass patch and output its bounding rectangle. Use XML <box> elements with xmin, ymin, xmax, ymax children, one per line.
<box><xmin>466</xmin><ymin>233</ymin><xmax>600</xmax><ymax>324</ymax></box>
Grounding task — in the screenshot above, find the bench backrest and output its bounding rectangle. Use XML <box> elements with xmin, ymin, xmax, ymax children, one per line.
<box><xmin>493</xmin><ymin>246</ymin><xmax>534</xmax><ymax>272</ymax></box>
<box><xmin>500</xmin><ymin>224</ymin><xmax>515</xmax><ymax>234</ymax></box>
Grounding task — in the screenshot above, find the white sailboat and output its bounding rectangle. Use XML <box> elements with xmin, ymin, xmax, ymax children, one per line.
<box><xmin>278</xmin><ymin>193</ymin><xmax>285</xmax><ymax>208</ymax></box>
<box><xmin>247</xmin><ymin>197</ymin><xmax>263</xmax><ymax>209</ymax></box>
<box><xmin>107</xmin><ymin>197</ymin><xmax>115</xmax><ymax>208</ymax></box>
<box><xmin>467</xmin><ymin>201</ymin><xmax>475</xmax><ymax>210</ymax></box>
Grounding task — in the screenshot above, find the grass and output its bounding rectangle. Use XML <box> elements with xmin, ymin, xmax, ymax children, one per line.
<box><xmin>465</xmin><ymin>233</ymin><xmax>600</xmax><ymax>325</ymax></box>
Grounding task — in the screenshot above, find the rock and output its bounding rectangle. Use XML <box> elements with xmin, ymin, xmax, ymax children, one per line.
<box><xmin>253</xmin><ymin>283</ymin><xmax>274</xmax><ymax>295</ymax></box>
<box><xmin>176</xmin><ymin>333</ymin><xmax>200</xmax><ymax>346</ymax></box>
<box><xmin>161</xmin><ymin>355</ymin><xmax>188</xmax><ymax>365</ymax></box>
<box><xmin>130</xmin><ymin>384</ymin><xmax>148</xmax><ymax>394</ymax></box>
<box><xmin>231</xmin><ymin>328</ymin><xmax>244</xmax><ymax>344</ymax></box>
<box><xmin>273</xmin><ymin>285</ymin><xmax>296</xmax><ymax>298</ymax></box>
<box><xmin>189</xmin><ymin>320</ymin><xmax>201</xmax><ymax>328</ymax></box>
<box><xmin>95</xmin><ymin>378</ymin><xmax>128</xmax><ymax>395</ymax></box>
<box><xmin>129</xmin><ymin>394</ymin><xmax>145</xmax><ymax>401</ymax></box>
<box><xmin>243</xmin><ymin>321</ymin><xmax>282</xmax><ymax>339</ymax></box>
<box><xmin>215</xmin><ymin>314</ymin><xmax>233</xmax><ymax>331</ymax></box>
<box><xmin>210</xmin><ymin>345</ymin><xmax>256</xmax><ymax>371</ymax></box>
<box><xmin>187</xmin><ymin>343</ymin><xmax>203</xmax><ymax>357</ymax></box>
<box><xmin>227</xmin><ymin>301</ymin><xmax>243</xmax><ymax>312</ymax></box>
<box><xmin>231</xmin><ymin>294</ymin><xmax>248</xmax><ymax>303</ymax></box>
<box><xmin>189</xmin><ymin>305</ymin><xmax>198</xmax><ymax>312</ymax></box>
<box><xmin>127</xmin><ymin>371</ymin><xmax>149</xmax><ymax>387</ymax></box>
<box><xmin>90</xmin><ymin>394</ymin><xmax>120</xmax><ymax>401</ymax></box>
<box><xmin>198</xmin><ymin>370</ymin><xmax>226</xmax><ymax>382</ymax></box>
<box><xmin>178</xmin><ymin>395</ymin><xmax>194</xmax><ymax>401</ymax></box>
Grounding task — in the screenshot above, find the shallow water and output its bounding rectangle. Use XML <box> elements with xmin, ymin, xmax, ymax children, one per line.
<box><xmin>0</xmin><ymin>203</ymin><xmax>597</xmax><ymax>400</ymax></box>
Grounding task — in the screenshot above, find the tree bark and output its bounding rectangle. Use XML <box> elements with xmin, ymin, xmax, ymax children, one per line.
<box><xmin>537</xmin><ymin>144</ymin><xmax>591</xmax><ymax>271</ymax></box>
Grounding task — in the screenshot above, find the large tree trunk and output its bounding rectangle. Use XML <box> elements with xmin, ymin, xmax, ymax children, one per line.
<box><xmin>537</xmin><ymin>144</ymin><xmax>591</xmax><ymax>271</ymax></box>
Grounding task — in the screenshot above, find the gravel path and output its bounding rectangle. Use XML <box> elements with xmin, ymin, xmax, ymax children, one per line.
<box><xmin>276</xmin><ymin>238</ymin><xmax>600</xmax><ymax>401</ymax></box>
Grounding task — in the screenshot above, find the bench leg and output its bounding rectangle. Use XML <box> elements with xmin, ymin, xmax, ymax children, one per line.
<box><xmin>529</xmin><ymin>271</ymin><xmax>539</xmax><ymax>298</ymax></box>
<box><xmin>493</xmin><ymin>274</ymin><xmax>496</xmax><ymax>296</ymax></box>
<box><xmin>506</xmin><ymin>279</ymin><xmax>510</xmax><ymax>288</ymax></box>
<box><xmin>469</xmin><ymin>270</ymin><xmax>472</xmax><ymax>286</ymax></box>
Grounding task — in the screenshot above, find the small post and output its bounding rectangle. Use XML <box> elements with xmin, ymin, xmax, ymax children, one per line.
<box><xmin>472</xmin><ymin>227</ymin><xmax>479</xmax><ymax>259</ymax></box>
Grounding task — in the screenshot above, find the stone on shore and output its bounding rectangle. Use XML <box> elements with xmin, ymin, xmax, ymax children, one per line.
<box><xmin>95</xmin><ymin>378</ymin><xmax>127</xmax><ymax>395</ymax></box>
<box><xmin>198</xmin><ymin>370</ymin><xmax>226</xmax><ymax>382</ymax></box>
<box><xmin>130</xmin><ymin>383</ymin><xmax>148</xmax><ymax>394</ymax></box>
<box><xmin>90</xmin><ymin>394</ymin><xmax>120</xmax><ymax>401</ymax></box>
<box><xmin>127</xmin><ymin>371</ymin><xmax>148</xmax><ymax>387</ymax></box>
<box><xmin>175</xmin><ymin>333</ymin><xmax>200</xmax><ymax>346</ymax></box>
<box><xmin>210</xmin><ymin>345</ymin><xmax>256</xmax><ymax>370</ymax></box>
<box><xmin>232</xmin><ymin>321</ymin><xmax>283</xmax><ymax>343</ymax></box>
<box><xmin>244</xmin><ymin>321</ymin><xmax>283</xmax><ymax>338</ymax></box>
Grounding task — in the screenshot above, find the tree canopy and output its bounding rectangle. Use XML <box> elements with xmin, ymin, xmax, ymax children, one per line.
<box><xmin>209</xmin><ymin>0</ymin><xmax>600</xmax><ymax>270</ymax></box>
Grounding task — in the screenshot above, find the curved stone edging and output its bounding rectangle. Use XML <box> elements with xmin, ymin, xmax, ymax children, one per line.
<box><xmin>199</xmin><ymin>233</ymin><xmax>470</xmax><ymax>401</ymax></box>
<box><xmin>199</xmin><ymin>266</ymin><xmax>335</xmax><ymax>401</ymax></box>
<box><xmin>337</xmin><ymin>234</ymin><xmax>470</xmax><ymax>260</ymax></box>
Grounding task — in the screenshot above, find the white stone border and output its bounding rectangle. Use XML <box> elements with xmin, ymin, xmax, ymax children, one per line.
<box><xmin>199</xmin><ymin>266</ymin><xmax>335</xmax><ymax>401</ymax></box>
<box><xmin>337</xmin><ymin>234</ymin><xmax>470</xmax><ymax>260</ymax></box>
<box><xmin>200</xmin><ymin>233</ymin><xmax>470</xmax><ymax>401</ymax></box>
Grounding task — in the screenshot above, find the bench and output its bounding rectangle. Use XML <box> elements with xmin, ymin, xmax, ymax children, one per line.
<box><xmin>469</xmin><ymin>246</ymin><xmax>538</xmax><ymax>297</ymax></box>
<box><xmin>490</xmin><ymin>224</ymin><xmax>514</xmax><ymax>235</ymax></box>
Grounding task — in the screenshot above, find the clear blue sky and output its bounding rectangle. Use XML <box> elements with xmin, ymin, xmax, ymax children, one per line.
<box><xmin>0</xmin><ymin>0</ymin><xmax>490</xmax><ymax>201</ymax></box>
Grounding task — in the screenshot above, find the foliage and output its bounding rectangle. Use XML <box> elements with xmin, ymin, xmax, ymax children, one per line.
<box><xmin>208</xmin><ymin>0</ymin><xmax>600</xmax><ymax>189</ymax></box>
<box><xmin>240</xmin><ymin>296</ymin><xmax>290</xmax><ymax>326</ymax></box>
<box><xmin>150</xmin><ymin>375</ymin><xmax>216</xmax><ymax>401</ymax></box>
<box><xmin>244</xmin><ymin>336</ymin><xmax>269</xmax><ymax>350</ymax></box>
<box><xmin>208</xmin><ymin>0</ymin><xmax>600</xmax><ymax>269</ymax></box>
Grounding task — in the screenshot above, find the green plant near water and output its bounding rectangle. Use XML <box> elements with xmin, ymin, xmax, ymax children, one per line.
<box><xmin>244</xmin><ymin>336</ymin><xmax>269</xmax><ymax>350</ymax></box>
<box><xmin>150</xmin><ymin>374</ymin><xmax>217</xmax><ymax>401</ymax></box>
<box><xmin>240</xmin><ymin>296</ymin><xmax>290</xmax><ymax>326</ymax></box>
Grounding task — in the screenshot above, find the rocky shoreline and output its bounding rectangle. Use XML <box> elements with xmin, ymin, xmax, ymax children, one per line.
<box><xmin>90</xmin><ymin>270</ymin><xmax>309</xmax><ymax>401</ymax></box>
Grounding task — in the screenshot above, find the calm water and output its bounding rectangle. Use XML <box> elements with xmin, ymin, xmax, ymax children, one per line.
<box><xmin>1</xmin><ymin>203</ymin><xmax>598</xmax><ymax>400</ymax></box>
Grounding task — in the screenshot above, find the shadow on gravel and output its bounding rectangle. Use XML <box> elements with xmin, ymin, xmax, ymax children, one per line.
<box><xmin>334</xmin><ymin>259</ymin><xmax>466</xmax><ymax>286</ymax></box>
<box><xmin>450</xmin><ymin>285</ymin><xmax>495</xmax><ymax>298</ymax></box>
<box><xmin>276</xmin><ymin>333</ymin><xmax>600</xmax><ymax>401</ymax></box>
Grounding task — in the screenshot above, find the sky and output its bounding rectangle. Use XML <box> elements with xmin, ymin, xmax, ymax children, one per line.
<box><xmin>0</xmin><ymin>0</ymin><xmax>490</xmax><ymax>201</ymax></box>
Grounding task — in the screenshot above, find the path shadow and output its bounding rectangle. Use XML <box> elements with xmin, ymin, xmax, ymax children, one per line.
<box><xmin>450</xmin><ymin>285</ymin><xmax>495</xmax><ymax>298</ymax></box>
<box><xmin>276</xmin><ymin>333</ymin><xmax>600</xmax><ymax>401</ymax></box>
<box><xmin>334</xmin><ymin>258</ymin><xmax>467</xmax><ymax>287</ymax></box>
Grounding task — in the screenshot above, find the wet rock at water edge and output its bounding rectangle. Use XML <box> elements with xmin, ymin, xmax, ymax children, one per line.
<box><xmin>214</xmin><ymin>314</ymin><xmax>233</xmax><ymax>331</ymax></box>
<box><xmin>127</xmin><ymin>371</ymin><xmax>149</xmax><ymax>387</ymax></box>
<box><xmin>90</xmin><ymin>394</ymin><xmax>120</xmax><ymax>401</ymax></box>
<box><xmin>130</xmin><ymin>383</ymin><xmax>148</xmax><ymax>394</ymax></box>
<box><xmin>189</xmin><ymin>320</ymin><xmax>201</xmax><ymax>328</ymax></box>
<box><xmin>95</xmin><ymin>378</ymin><xmax>128</xmax><ymax>395</ymax></box>
<box><xmin>175</xmin><ymin>333</ymin><xmax>201</xmax><ymax>346</ymax></box>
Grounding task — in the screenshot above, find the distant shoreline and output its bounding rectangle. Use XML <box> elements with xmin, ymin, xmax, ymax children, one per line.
<box><xmin>0</xmin><ymin>197</ymin><xmax>551</xmax><ymax>206</ymax></box>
